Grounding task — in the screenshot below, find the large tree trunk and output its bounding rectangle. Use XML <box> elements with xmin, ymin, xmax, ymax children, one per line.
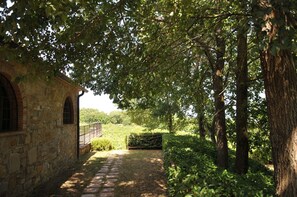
<box><xmin>261</xmin><ymin>49</ymin><xmax>297</xmax><ymax>197</ymax></box>
<box><xmin>259</xmin><ymin>3</ymin><xmax>297</xmax><ymax>196</ymax></box>
<box><xmin>235</xmin><ymin>13</ymin><xmax>249</xmax><ymax>174</ymax></box>
<box><xmin>213</xmin><ymin>32</ymin><xmax>228</xmax><ymax>169</ymax></box>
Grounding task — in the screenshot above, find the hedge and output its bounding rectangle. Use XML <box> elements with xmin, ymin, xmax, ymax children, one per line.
<box><xmin>127</xmin><ymin>133</ymin><xmax>163</xmax><ymax>149</ymax></box>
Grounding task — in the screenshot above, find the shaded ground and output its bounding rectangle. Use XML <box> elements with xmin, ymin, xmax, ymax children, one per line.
<box><xmin>30</xmin><ymin>150</ymin><xmax>167</xmax><ymax>197</ymax></box>
<box><xmin>31</xmin><ymin>151</ymin><xmax>110</xmax><ymax>197</ymax></box>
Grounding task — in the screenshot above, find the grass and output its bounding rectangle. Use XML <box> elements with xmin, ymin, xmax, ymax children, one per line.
<box><xmin>101</xmin><ymin>123</ymin><xmax>168</xmax><ymax>150</ymax></box>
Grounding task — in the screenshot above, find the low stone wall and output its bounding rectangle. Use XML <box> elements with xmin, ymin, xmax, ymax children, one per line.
<box><xmin>79</xmin><ymin>144</ymin><xmax>92</xmax><ymax>155</ymax></box>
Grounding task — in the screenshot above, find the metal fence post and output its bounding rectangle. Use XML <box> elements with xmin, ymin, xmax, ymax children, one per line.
<box><xmin>83</xmin><ymin>125</ymin><xmax>86</xmax><ymax>145</ymax></box>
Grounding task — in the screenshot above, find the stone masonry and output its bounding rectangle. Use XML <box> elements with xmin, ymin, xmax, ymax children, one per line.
<box><xmin>0</xmin><ymin>62</ymin><xmax>83</xmax><ymax>196</ymax></box>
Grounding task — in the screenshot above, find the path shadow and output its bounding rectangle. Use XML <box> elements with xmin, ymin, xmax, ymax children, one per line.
<box><xmin>30</xmin><ymin>151</ymin><xmax>109</xmax><ymax>197</ymax></box>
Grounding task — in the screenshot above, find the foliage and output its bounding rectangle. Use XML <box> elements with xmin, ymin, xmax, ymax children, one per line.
<box><xmin>109</xmin><ymin>111</ymin><xmax>131</xmax><ymax>125</ymax></box>
<box><xmin>127</xmin><ymin>133</ymin><xmax>163</xmax><ymax>149</ymax></box>
<box><xmin>163</xmin><ymin>134</ymin><xmax>274</xmax><ymax>196</ymax></box>
<box><xmin>127</xmin><ymin>109</ymin><xmax>163</xmax><ymax>130</ymax></box>
<box><xmin>248</xmin><ymin>82</ymin><xmax>271</xmax><ymax>164</ymax></box>
<box><xmin>91</xmin><ymin>137</ymin><xmax>113</xmax><ymax>151</ymax></box>
<box><xmin>249</xmin><ymin>128</ymin><xmax>272</xmax><ymax>164</ymax></box>
<box><xmin>80</xmin><ymin>108</ymin><xmax>131</xmax><ymax>125</ymax></box>
<box><xmin>127</xmin><ymin>108</ymin><xmax>195</xmax><ymax>133</ymax></box>
<box><xmin>80</xmin><ymin>108</ymin><xmax>110</xmax><ymax>124</ymax></box>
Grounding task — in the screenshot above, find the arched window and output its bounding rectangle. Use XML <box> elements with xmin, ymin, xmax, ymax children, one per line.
<box><xmin>0</xmin><ymin>74</ymin><xmax>18</xmax><ymax>132</ymax></box>
<box><xmin>63</xmin><ymin>96</ymin><xmax>74</xmax><ymax>124</ymax></box>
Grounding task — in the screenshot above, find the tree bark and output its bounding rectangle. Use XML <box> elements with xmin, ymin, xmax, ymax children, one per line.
<box><xmin>198</xmin><ymin>113</ymin><xmax>206</xmax><ymax>139</ymax></box>
<box><xmin>261</xmin><ymin>49</ymin><xmax>297</xmax><ymax>197</ymax></box>
<box><xmin>213</xmin><ymin>32</ymin><xmax>228</xmax><ymax>169</ymax></box>
<box><xmin>259</xmin><ymin>3</ymin><xmax>297</xmax><ymax>196</ymax></box>
<box><xmin>235</xmin><ymin>13</ymin><xmax>249</xmax><ymax>174</ymax></box>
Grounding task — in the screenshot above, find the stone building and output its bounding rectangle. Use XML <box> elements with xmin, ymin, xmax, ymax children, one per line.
<box><xmin>0</xmin><ymin>61</ymin><xmax>85</xmax><ymax>196</ymax></box>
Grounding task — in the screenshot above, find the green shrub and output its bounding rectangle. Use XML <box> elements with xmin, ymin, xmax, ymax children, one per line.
<box><xmin>91</xmin><ymin>138</ymin><xmax>113</xmax><ymax>151</ymax></box>
<box><xmin>163</xmin><ymin>134</ymin><xmax>274</xmax><ymax>197</ymax></box>
<box><xmin>127</xmin><ymin>133</ymin><xmax>163</xmax><ymax>149</ymax></box>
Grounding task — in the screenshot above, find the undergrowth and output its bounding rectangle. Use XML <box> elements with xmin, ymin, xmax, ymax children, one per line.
<box><xmin>163</xmin><ymin>134</ymin><xmax>274</xmax><ymax>197</ymax></box>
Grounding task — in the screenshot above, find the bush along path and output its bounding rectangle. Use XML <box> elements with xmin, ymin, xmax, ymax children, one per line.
<box><xmin>81</xmin><ymin>150</ymin><xmax>167</xmax><ymax>197</ymax></box>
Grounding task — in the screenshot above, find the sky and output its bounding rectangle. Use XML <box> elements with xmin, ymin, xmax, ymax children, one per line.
<box><xmin>79</xmin><ymin>91</ymin><xmax>120</xmax><ymax>114</ymax></box>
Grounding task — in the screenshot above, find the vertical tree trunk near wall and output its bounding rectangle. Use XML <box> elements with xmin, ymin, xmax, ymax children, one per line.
<box><xmin>261</xmin><ymin>49</ymin><xmax>297</xmax><ymax>197</ymax></box>
<box><xmin>198</xmin><ymin>113</ymin><xmax>206</xmax><ymax>139</ymax></box>
<box><xmin>235</xmin><ymin>14</ymin><xmax>249</xmax><ymax>174</ymax></box>
<box><xmin>213</xmin><ymin>32</ymin><xmax>228</xmax><ymax>169</ymax></box>
<box><xmin>259</xmin><ymin>3</ymin><xmax>297</xmax><ymax>195</ymax></box>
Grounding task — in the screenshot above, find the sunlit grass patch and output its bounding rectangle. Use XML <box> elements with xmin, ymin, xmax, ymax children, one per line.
<box><xmin>102</xmin><ymin>123</ymin><xmax>168</xmax><ymax>150</ymax></box>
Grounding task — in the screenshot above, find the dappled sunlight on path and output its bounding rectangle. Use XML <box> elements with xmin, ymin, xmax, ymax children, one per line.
<box><xmin>81</xmin><ymin>150</ymin><xmax>127</xmax><ymax>197</ymax></box>
<box><xmin>115</xmin><ymin>150</ymin><xmax>167</xmax><ymax>197</ymax></box>
<box><xmin>31</xmin><ymin>150</ymin><xmax>167</xmax><ymax>197</ymax></box>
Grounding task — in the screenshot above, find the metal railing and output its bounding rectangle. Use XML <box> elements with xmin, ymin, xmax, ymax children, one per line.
<box><xmin>79</xmin><ymin>122</ymin><xmax>102</xmax><ymax>146</ymax></box>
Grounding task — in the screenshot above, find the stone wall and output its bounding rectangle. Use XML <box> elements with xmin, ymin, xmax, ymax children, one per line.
<box><xmin>0</xmin><ymin>62</ymin><xmax>81</xmax><ymax>196</ymax></box>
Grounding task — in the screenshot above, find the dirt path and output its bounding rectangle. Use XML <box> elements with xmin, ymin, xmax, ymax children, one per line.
<box><xmin>116</xmin><ymin>150</ymin><xmax>167</xmax><ymax>197</ymax></box>
<box><xmin>31</xmin><ymin>150</ymin><xmax>167</xmax><ymax>197</ymax></box>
